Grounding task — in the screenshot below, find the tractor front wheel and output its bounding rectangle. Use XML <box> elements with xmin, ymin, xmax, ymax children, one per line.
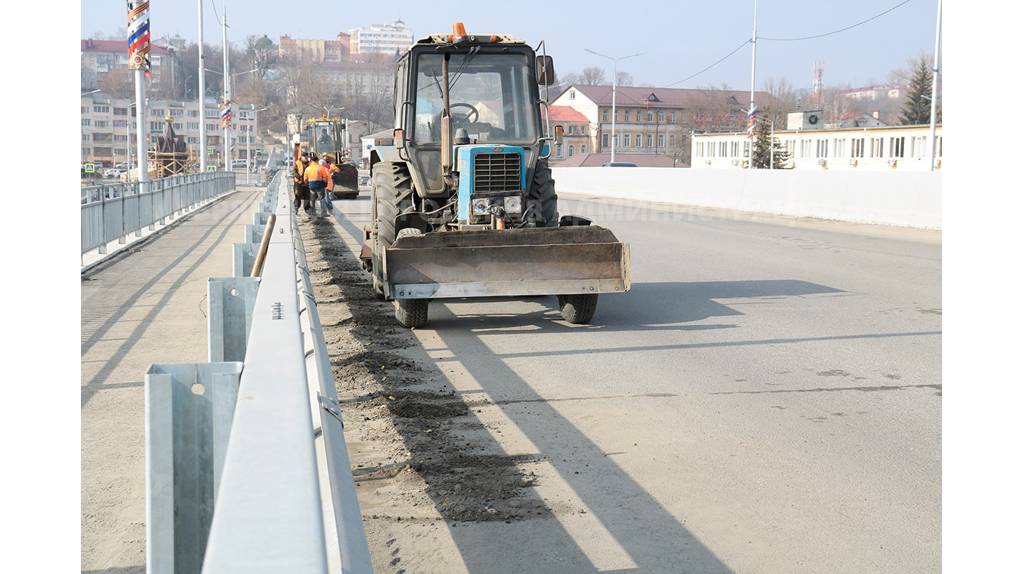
<box><xmin>558</xmin><ymin>294</ymin><xmax>598</xmax><ymax>324</ymax></box>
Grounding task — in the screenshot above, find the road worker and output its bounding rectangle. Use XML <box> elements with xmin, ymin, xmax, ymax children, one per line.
<box><xmin>304</xmin><ymin>152</ymin><xmax>326</xmax><ymax>217</ymax></box>
<box><xmin>293</xmin><ymin>150</ymin><xmax>312</xmax><ymax>214</ymax></box>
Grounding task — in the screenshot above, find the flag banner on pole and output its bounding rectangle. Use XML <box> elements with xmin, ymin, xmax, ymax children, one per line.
<box><xmin>126</xmin><ymin>1</ymin><xmax>151</xmax><ymax>74</ymax></box>
<box><xmin>220</xmin><ymin>100</ymin><xmax>232</xmax><ymax>128</ymax></box>
<box><xmin>746</xmin><ymin>104</ymin><xmax>758</xmax><ymax>137</ymax></box>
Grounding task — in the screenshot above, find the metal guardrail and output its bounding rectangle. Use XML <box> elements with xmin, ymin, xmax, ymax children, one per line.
<box><xmin>145</xmin><ymin>170</ymin><xmax>372</xmax><ymax>573</ymax></box>
<box><xmin>81</xmin><ymin>172</ymin><xmax>235</xmax><ymax>255</ymax></box>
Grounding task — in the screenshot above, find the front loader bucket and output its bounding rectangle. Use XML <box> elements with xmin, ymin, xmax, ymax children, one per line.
<box><xmin>384</xmin><ymin>226</ymin><xmax>631</xmax><ymax>300</ymax></box>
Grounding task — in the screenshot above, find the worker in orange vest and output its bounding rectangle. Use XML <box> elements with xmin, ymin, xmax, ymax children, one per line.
<box><xmin>318</xmin><ymin>158</ymin><xmax>334</xmax><ymax>214</ymax></box>
<box><xmin>303</xmin><ymin>152</ymin><xmax>326</xmax><ymax>218</ymax></box>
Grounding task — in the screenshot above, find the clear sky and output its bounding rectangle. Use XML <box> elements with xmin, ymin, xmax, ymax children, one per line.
<box><xmin>81</xmin><ymin>0</ymin><xmax>938</xmax><ymax>90</ymax></box>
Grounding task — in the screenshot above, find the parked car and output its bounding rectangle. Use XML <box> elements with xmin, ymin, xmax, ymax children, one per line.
<box><xmin>232</xmin><ymin>159</ymin><xmax>248</xmax><ymax>169</ymax></box>
<box><xmin>602</xmin><ymin>162</ymin><xmax>639</xmax><ymax>167</ymax></box>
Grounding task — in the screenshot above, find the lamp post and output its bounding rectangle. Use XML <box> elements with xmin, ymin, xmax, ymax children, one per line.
<box><xmin>584</xmin><ymin>48</ymin><xmax>642</xmax><ymax>164</ymax></box>
<box><xmin>748</xmin><ymin>0</ymin><xmax>759</xmax><ymax>171</ymax></box>
<box><xmin>247</xmin><ymin>105</ymin><xmax>269</xmax><ymax>184</ymax></box>
<box><xmin>928</xmin><ymin>0</ymin><xmax>942</xmax><ymax>171</ymax></box>
<box><xmin>197</xmin><ymin>0</ymin><xmax>207</xmax><ymax>171</ymax></box>
<box><xmin>125</xmin><ymin>99</ymin><xmax>149</xmax><ymax>180</ymax></box>
<box><xmin>220</xmin><ymin>1</ymin><xmax>232</xmax><ymax>170</ymax></box>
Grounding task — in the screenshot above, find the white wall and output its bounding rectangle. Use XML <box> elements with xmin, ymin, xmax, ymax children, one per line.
<box><xmin>552</xmin><ymin>167</ymin><xmax>941</xmax><ymax>229</ymax></box>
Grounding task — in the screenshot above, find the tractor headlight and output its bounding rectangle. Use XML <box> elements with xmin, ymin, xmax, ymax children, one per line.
<box><xmin>472</xmin><ymin>198</ymin><xmax>490</xmax><ymax>215</ymax></box>
<box><xmin>503</xmin><ymin>195</ymin><xmax>522</xmax><ymax>214</ymax></box>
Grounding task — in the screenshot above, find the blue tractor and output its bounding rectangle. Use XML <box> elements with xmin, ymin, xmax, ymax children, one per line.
<box><xmin>362</xmin><ymin>23</ymin><xmax>631</xmax><ymax>328</ymax></box>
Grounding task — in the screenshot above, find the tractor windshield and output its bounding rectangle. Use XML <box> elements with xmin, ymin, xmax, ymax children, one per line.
<box><xmin>412</xmin><ymin>52</ymin><xmax>537</xmax><ymax>145</ymax></box>
<box><xmin>307</xmin><ymin>121</ymin><xmax>339</xmax><ymax>156</ymax></box>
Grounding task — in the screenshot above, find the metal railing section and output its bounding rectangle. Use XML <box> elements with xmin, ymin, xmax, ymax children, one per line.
<box><xmin>198</xmin><ymin>171</ymin><xmax>372</xmax><ymax>573</ymax></box>
<box><xmin>81</xmin><ymin>172</ymin><xmax>235</xmax><ymax>255</ymax></box>
<box><xmin>293</xmin><ymin>200</ymin><xmax>374</xmax><ymax>574</ymax></box>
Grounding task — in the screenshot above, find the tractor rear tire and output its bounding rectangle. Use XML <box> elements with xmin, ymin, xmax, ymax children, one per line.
<box><xmin>528</xmin><ymin>158</ymin><xmax>559</xmax><ymax>227</ymax></box>
<box><xmin>558</xmin><ymin>294</ymin><xmax>598</xmax><ymax>324</ymax></box>
<box><xmin>372</xmin><ymin>161</ymin><xmax>415</xmax><ymax>295</ymax></box>
<box><xmin>392</xmin><ymin>227</ymin><xmax>430</xmax><ymax>328</ymax></box>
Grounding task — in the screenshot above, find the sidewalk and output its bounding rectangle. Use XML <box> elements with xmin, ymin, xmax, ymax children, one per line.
<box><xmin>80</xmin><ymin>186</ymin><xmax>263</xmax><ymax>573</ymax></box>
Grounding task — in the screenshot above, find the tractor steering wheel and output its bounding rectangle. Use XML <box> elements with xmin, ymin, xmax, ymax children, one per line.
<box><xmin>449</xmin><ymin>102</ymin><xmax>480</xmax><ymax>124</ymax></box>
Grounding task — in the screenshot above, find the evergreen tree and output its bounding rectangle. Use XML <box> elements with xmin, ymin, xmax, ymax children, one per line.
<box><xmin>771</xmin><ymin>136</ymin><xmax>791</xmax><ymax>168</ymax></box>
<box><xmin>901</xmin><ymin>58</ymin><xmax>934</xmax><ymax>125</ymax></box>
<box><xmin>751</xmin><ymin>120</ymin><xmax>771</xmax><ymax>168</ymax></box>
<box><xmin>750</xmin><ymin>120</ymin><xmax>790</xmax><ymax>168</ymax></box>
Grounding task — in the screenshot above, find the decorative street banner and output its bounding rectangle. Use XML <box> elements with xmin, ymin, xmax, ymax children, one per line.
<box><xmin>745</xmin><ymin>104</ymin><xmax>758</xmax><ymax>137</ymax></box>
<box><xmin>220</xmin><ymin>99</ymin><xmax>233</xmax><ymax>128</ymax></box>
<box><xmin>126</xmin><ymin>1</ymin><xmax>151</xmax><ymax>74</ymax></box>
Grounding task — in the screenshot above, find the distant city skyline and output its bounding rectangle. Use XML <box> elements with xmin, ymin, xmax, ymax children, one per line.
<box><xmin>81</xmin><ymin>0</ymin><xmax>939</xmax><ymax>90</ymax></box>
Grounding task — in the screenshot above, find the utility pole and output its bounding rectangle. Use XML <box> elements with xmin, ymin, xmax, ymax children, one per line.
<box><xmin>748</xmin><ymin>0</ymin><xmax>758</xmax><ymax>170</ymax></box>
<box><xmin>246</xmin><ymin>104</ymin><xmax>253</xmax><ymax>184</ymax></box>
<box><xmin>221</xmin><ymin>1</ymin><xmax>231</xmax><ymax>170</ymax></box>
<box><xmin>197</xmin><ymin>0</ymin><xmax>207</xmax><ymax>172</ymax></box>
<box><xmin>127</xmin><ymin>1</ymin><xmax>150</xmax><ymax>183</ymax></box>
<box><xmin>252</xmin><ymin>106</ymin><xmax>268</xmax><ymax>182</ymax></box>
<box><xmin>584</xmin><ymin>49</ymin><xmax>641</xmax><ymax>164</ymax></box>
<box><xmin>928</xmin><ymin>0</ymin><xmax>942</xmax><ymax>172</ymax></box>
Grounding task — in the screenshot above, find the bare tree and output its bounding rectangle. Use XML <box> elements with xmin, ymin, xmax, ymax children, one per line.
<box><xmin>579</xmin><ymin>66</ymin><xmax>606</xmax><ymax>85</ymax></box>
<box><xmin>763</xmin><ymin>76</ymin><xmax>798</xmax><ymax>122</ymax></box>
<box><xmin>616</xmin><ymin>71</ymin><xmax>634</xmax><ymax>86</ymax></box>
<box><xmin>98</xmin><ymin>67</ymin><xmax>134</xmax><ymax>99</ymax></box>
<box><xmin>246</xmin><ymin>35</ymin><xmax>278</xmax><ymax>80</ymax></box>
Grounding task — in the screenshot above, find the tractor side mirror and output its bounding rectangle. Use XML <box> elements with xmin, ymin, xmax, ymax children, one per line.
<box><xmin>553</xmin><ymin>125</ymin><xmax>564</xmax><ymax>143</ymax></box>
<box><xmin>536</xmin><ymin>55</ymin><xmax>555</xmax><ymax>86</ymax></box>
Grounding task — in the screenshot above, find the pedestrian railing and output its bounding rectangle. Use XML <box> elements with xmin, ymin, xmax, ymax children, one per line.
<box><xmin>145</xmin><ymin>170</ymin><xmax>372</xmax><ymax>573</ymax></box>
<box><xmin>81</xmin><ymin>172</ymin><xmax>235</xmax><ymax>256</ymax></box>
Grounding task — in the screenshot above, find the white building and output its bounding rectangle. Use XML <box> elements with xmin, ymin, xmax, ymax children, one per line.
<box><xmin>348</xmin><ymin>20</ymin><xmax>413</xmax><ymax>55</ymax></box>
<box><xmin>691</xmin><ymin>124</ymin><xmax>943</xmax><ymax>172</ymax></box>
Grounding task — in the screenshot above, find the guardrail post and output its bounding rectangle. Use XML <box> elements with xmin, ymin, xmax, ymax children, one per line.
<box><xmin>147</xmin><ymin>181</ymin><xmax>156</xmax><ymax>231</ymax></box>
<box><xmin>118</xmin><ymin>186</ymin><xmax>127</xmax><ymax>245</ymax></box>
<box><xmin>135</xmin><ymin>181</ymin><xmax>144</xmax><ymax>238</ymax></box>
<box><xmin>98</xmin><ymin>190</ymin><xmax>108</xmax><ymax>255</ymax></box>
<box><xmin>243</xmin><ymin>223</ymin><xmax>265</xmax><ymax>246</ymax></box>
<box><xmin>232</xmin><ymin>243</ymin><xmax>258</xmax><ymax>278</ymax></box>
<box><xmin>145</xmin><ymin>362</ymin><xmax>243</xmax><ymax>574</ymax></box>
<box><xmin>207</xmin><ymin>277</ymin><xmax>260</xmax><ymax>362</ymax></box>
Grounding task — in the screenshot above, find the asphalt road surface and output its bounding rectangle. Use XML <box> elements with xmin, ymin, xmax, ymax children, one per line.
<box><xmin>329</xmin><ymin>191</ymin><xmax>941</xmax><ymax>573</ymax></box>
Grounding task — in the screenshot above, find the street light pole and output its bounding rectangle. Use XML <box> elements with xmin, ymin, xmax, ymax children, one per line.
<box><xmin>197</xmin><ymin>0</ymin><xmax>207</xmax><ymax>172</ymax></box>
<box><xmin>584</xmin><ymin>49</ymin><xmax>641</xmax><ymax>164</ymax></box>
<box><xmin>748</xmin><ymin>0</ymin><xmax>758</xmax><ymax>170</ymax></box>
<box><xmin>221</xmin><ymin>1</ymin><xmax>231</xmax><ymax>170</ymax></box>
<box><xmin>928</xmin><ymin>0</ymin><xmax>942</xmax><ymax>171</ymax></box>
<box><xmin>245</xmin><ymin>103</ymin><xmax>266</xmax><ymax>182</ymax></box>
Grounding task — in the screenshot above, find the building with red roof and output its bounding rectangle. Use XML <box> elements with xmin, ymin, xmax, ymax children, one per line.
<box><xmin>547</xmin><ymin>105</ymin><xmax>592</xmax><ymax>165</ymax></box>
<box><xmin>552</xmin><ymin>84</ymin><xmax>779</xmax><ymax>166</ymax></box>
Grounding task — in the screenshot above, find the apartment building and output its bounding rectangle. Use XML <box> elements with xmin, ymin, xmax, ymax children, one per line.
<box><xmin>81</xmin><ymin>93</ymin><xmax>257</xmax><ymax>168</ymax></box>
<box><xmin>348</xmin><ymin>20</ymin><xmax>414</xmax><ymax>55</ymax></box>
<box><xmin>691</xmin><ymin>124</ymin><xmax>943</xmax><ymax>171</ymax></box>
<box><xmin>81</xmin><ymin>39</ymin><xmax>177</xmax><ymax>91</ymax></box>
<box><xmin>279</xmin><ymin>33</ymin><xmax>351</xmax><ymax>63</ymax></box>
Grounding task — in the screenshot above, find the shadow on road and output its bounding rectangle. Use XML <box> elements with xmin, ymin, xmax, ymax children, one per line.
<box><xmin>426</xmin><ymin>279</ymin><xmax>843</xmax><ymax>334</ymax></box>
<box><xmin>80</xmin><ymin>190</ymin><xmax>263</xmax><ymax>407</ymax></box>
<box><xmin>317</xmin><ymin>208</ymin><xmax>735</xmax><ymax>573</ymax></box>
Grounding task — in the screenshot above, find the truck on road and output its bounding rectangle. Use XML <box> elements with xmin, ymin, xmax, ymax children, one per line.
<box><xmin>362</xmin><ymin>23</ymin><xmax>631</xmax><ymax>328</ymax></box>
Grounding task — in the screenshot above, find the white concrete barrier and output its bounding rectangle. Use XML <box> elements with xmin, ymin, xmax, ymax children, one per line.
<box><xmin>552</xmin><ymin>167</ymin><xmax>942</xmax><ymax>229</ymax></box>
